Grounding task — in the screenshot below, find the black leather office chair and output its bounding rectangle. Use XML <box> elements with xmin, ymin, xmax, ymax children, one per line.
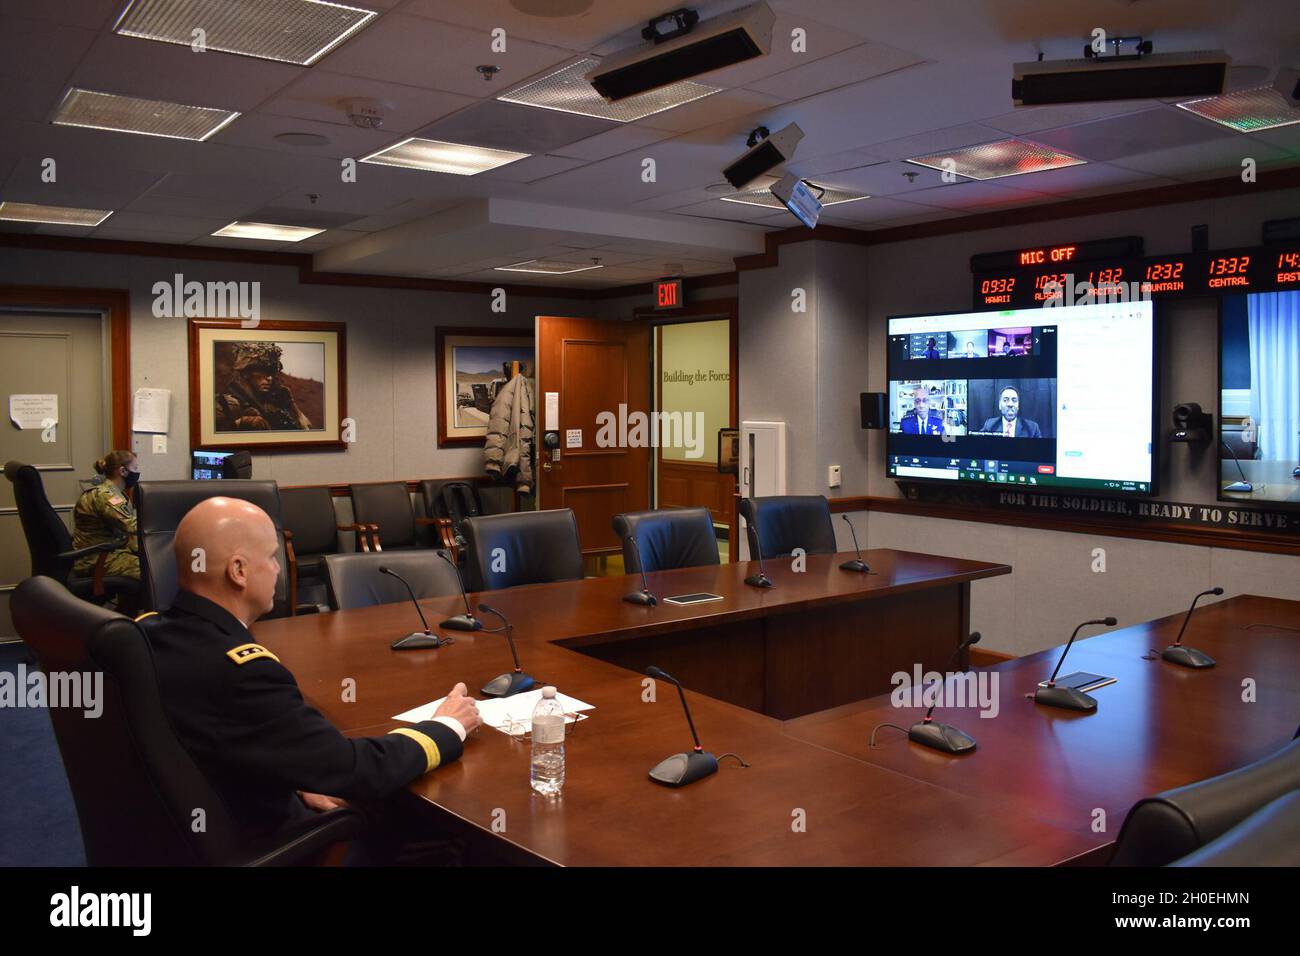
<box><xmin>4</xmin><ymin>460</ymin><xmax>139</xmax><ymax>606</ymax></box>
<box><xmin>221</xmin><ymin>450</ymin><xmax>253</xmax><ymax>479</ymax></box>
<box><xmin>134</xmin><ymin>480</ymin><xmax>293</xmax><ymax>616</ymax></box>
<box><xmin>1110</xmin><ymin>736</ymin><xmax>1300</xmax><ymax>866</ymax></box>
<box><xmin>351</xmin><ymin>482</ymin><xmax>436</xmax><ymax>552</ymax></box>
<box><xmin>1169</xmin><ymin>791</ymin><xmax>1300</xmax><ymax>866</ymax></box>
<box><xmin>11</xmin><ymin>575</ymin><xmax>359</xmax><ymax>866</ymax></box>
<box><xmin>613</xmin><ymin>507</ymin><xmax>719</xmax><ymax>573</ymax></box>
<box><xmin>280</xmin><ymin>486</ymin><xmax>366</xmax><ymax>605</ymax></box>
<box><xmin>324</xmin><ymin>550</ymin><xmax>464</xmax><ymax>611</ymax></box>
<box><xmin>463</xmin><ymin>509</ymin><xmax>584</xmax><ymax>591</ymax></box>
<box><xmin>739</xmin><ymin>495</ymin><xmax>836</xmax><ymax>559</ymax></box>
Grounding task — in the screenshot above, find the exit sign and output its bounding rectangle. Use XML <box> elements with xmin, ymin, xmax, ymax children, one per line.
<box><xmin>654</xmin><ymin>277</ymin><xmax>683</xmax><ymax>309</ymax></box>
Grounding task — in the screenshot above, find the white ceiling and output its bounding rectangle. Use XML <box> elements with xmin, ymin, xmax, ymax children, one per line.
<box><xmin>1</xmin><ymin>0</ymin><xmax>1298</xmax><ymax>287</ymax></box>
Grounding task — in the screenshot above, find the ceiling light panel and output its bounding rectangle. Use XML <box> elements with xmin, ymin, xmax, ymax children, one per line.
<box><xmin>905</xmin><ymin>139</ymin><xmax>1085</xmax><ymax>181</ymax></box>
<box><xmin>213</xmin><ymin>221</ymin><xmax>324</xmax><ymax>241</ymax></box>
<box><xmin>360</xmin><ymin>138</ymin><xmax>530</xmax><ymax>174</ymax></box>
<box><xmin>52</xmin><ymin>88</ymin><xmax>239</xmax><ymax>141</ymax></box>
<box><xmin>113</xmin><ymin>0</ymin><xmax>377</xmax><ymax>66</ymax></box>
<box><xmin>0</xmin><ymin>202</ymin><xmax>113</xmax><ymax>226</ymax></box>
<box><xmin>720</xmin><ymin>185</ymin><xmax>868</xmax><ymax>208</ymax></box>
<box><xmin>494</xmin><ymin>260</ymin><xmax>604</xmax><ymax>275</ymax></box>
<box><xmin>1177</xmin><ymin>85</ymin><xmax>1300</xmax><ymax>132</ymax></box>
<box><xmin>499</xmin><ymin>58</ymin><xmax>718</xmax><ymax>123</ymax></box>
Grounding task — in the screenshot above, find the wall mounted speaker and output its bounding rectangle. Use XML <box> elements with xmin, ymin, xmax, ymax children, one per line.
<box><xmin>1171</xmin><ymin>402</ymin><xmax>1212</xmax><ymax>442</ymax></box>
<box><xmin>861</xmin><ymin>392</ymin><xmax>886</xmax><ymax>430</ymax></box>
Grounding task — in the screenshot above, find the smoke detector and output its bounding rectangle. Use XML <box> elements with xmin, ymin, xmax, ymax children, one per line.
<box><xmin>340</xmin><ymin>97</ymin><xmax>387</xmax><ymax>129</ymax></box>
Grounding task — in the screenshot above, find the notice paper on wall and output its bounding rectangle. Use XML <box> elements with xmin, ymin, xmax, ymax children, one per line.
<box><xmin>132</xmin><ymin>388</ymin><xmax>171</xmax><ymax>433</ymax></box>
<box><xmin>8</xmin><ymin>394</ymin><xmax>57</xmax><ymax>430</ymax></box>
<box><xmin>394</xmin><ymin>688</ymin><xmax>593</xmax><ymax>737</ymax></box>
<box><xmin>544</xmin><ymin>391</ymin><xmax>559</xmax><ymax>432</ymax></box>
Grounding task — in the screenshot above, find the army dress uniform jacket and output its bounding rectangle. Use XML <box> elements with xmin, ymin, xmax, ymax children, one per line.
<box><xmin>140</xmin><ymin>590</ymin><xmax>464</xmax><ymax>836</ymax></box>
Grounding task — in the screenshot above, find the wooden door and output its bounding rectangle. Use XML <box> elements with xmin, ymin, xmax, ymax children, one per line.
<box><xmin>536</xmin><ymin>315</ymin><xmax>651</xmax><ymax>556</ymax></box>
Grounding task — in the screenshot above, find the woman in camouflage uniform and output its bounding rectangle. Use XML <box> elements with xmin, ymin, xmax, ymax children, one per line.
<box><xmin>71</xmin><ymin>449</ymin><xmax>141</xmax><ymax>580</ymax></box>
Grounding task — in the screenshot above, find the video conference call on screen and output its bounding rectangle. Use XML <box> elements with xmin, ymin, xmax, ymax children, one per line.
<box><xmin>886</xmin><ymin>301</ymin><xmax>1155</xmax><ymax>494</ymax></box>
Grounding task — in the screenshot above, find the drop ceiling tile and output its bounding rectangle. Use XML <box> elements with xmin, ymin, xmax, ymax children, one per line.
<box><xmin>259</xmin><ymin>70</ymin><xmax>476</xmax><ymax>135</ymax></box>
<box><xmin>150</xmin><ymin>170</ymin><xmax>294</xmax><ymax>205</ymax></box>
<box><xmin>670</xmin><ymin>199</ymin><xmax>783</xmax><ymax>224</ymax></box>
<box><xmin>4</xmin><ymin>0</ymin><xmax>122</xmax><ymax>29</ymax></box>
<box><xmin>401</xmin><ymin>0</ymin><xmax>661</xmax><ymax>52</ymax></box>
<box><xmin>694</xmin><ymin>12</ymin><xmax>867</xmax><ymax>90</ymax></box>
<box><xmin>744</xmin><ymin>41</ymin><xmax>923</xmax><ymax>100</ymax></box>
<box><xmin>0</xmin><ymin>17</ymin><xmax>100</xmax><ymax>84</ymax></box>
<box><xmin>125</xmin><ymin>192</ymin><xmax>260</xmax><ymax>220</ymax></box>
<box><xmin>784</xmin><ymin>149</ymin><xmax>888</xmax><ymax>179</ymax></box>
<box><xmin>637</xmin><ymin>89</ymin><xmax>783</xmax><ymax>133</ymax></box>
<box><xmin>1000</xmin><ymin>161</ymin><xmax>1165</xmax><ymax>198</ymax></box>
<box><xmin>417</xmin><ymin>99</ymin><xmax>617</xmax><ymax>153</ymax></box>
<box><xmin>212</xmin><ymin>111</ymin><xmax>395</xmax><ymax>159</ymax></box>
<box><xmin>95</xmin><ymin>211</ymin><xmax>230</xmax><ymax>235</ymax></box>
<box><xmin>1251</xmin><ymin>123</ymin><xmax>1300</xmax><ymax>155</ymax></box>
<box><xmin>900</xmin><ymin>180</ymin><xmax>1050</xmax><ymax>211</ymax></box>
<box><xmin>812</xmin><ymin>196</ymin><xmax>935</xmax><ymax>223</ymax></box>
<box><xmin>860</xmin><ymin>123</ymin><xmax>1009</xmax><ymax>163</ymax></box>
<box><xmin>981</xmin><ymin>100</ymin><xmax>1161</xmax><ymax>136</ymax></box>
<box><xmin>3</xmin><ymin>156</ymin><xmax>166</xmax><ymax>207</ymax></box>
<box><xmin>1110</xmin><ymin>137</ymin><xmax>1291</xmax><ymax>179</ymax></box>
<box><xmin>551</xmin><ymin>126</ymin><xmax>677</xmax><ymax>161</ymax></box>
<box><xmin>1029</xmin><ymin>107</ymin><xmax>1237</xmax><ymax>163</ymax></box>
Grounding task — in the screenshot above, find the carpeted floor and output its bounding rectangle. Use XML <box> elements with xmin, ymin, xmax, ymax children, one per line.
<box><xmin>0</xmin><ymin>641</ymin><xmax>85</xmax><ymax>866</ymax></box>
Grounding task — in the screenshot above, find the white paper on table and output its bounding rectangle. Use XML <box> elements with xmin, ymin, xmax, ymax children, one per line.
<box><xmin>394</xmin><ymin>688</ymin><xmax>594</xmax><ymax>737</ymax></box>
<box><xmin>9</xmin><ymin>394</ymin><xmax>57</xmax><ymax>430</ymax></box>
<box><xmin>132</xmin><ymin>388</ymin><xmax>171</xmax><ymax>433</ymax></box>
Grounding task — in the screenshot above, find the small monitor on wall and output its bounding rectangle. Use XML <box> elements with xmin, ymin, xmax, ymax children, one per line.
<box><xmin>192</xmin><ymin>450</ymin><xmax>232</xmax><ymax>481</ymax></box>
<box><xmin>885</xmin><ymin>300</ymin><xmax>1157</xmax><ymax>494</ymax></box>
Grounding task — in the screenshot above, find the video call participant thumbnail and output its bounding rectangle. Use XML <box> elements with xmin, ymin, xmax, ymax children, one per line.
<box><xmin>968</xmin><ymin>379</ymin><xmax>1056</xmax><ymax>439</ymax></box>
<box><xmin>898</xmin><ymin>384</ymin><xmax>946</xmax><ymax>435</ymax></box>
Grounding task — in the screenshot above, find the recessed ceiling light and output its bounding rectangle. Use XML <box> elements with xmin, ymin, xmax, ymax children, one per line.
<box><xmin>1177</xmin><ymin>85</ymin><xmax>1300</xmax><ymax>132</ymax></box>
<box><xmin>360</xmin><ymin>138</ymin><xmax>529</xmax><ymax>175</ymax></box>
<box><xmin>0</xmin><ymin>201</ymin><xmax>113</xmax><ymax>227</ymax></box>
<box><xmin>212</xmin><ymin>221</ymin><xmax>325</xmax><ymax>241</ymax></box>
<box><xmin>720</xmin><ymin>184</ymin><xmax>869</xmax><ymax>208</ymax></box>
<box><xmin>494</xmin><ymin>260</ymin><xmax>604</xmax><ymax>275</ymax></box>
<box><xmin>905</xmin><ymin>139</ymin><xmax>1085</xmax><ymax>181</ymax></box>
<box><xmin>52</xmin><ymin>88</ymin><xmax>239</xmax><ymax>141</ymax></box>
<box><xmin>499</xmin><ymin>57</ymin><xmax>718</xmax><ymax>123</ymax></box>
<box><xmin>113</xmin><ymin>0</ymin><xmax>378</xmax><ymax>66</ymax></box>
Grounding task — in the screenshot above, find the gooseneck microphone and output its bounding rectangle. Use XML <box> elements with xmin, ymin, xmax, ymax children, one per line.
<box><xmin>622</xmin><ymin>533</ymin><xmax>658</xmax><ymax>606</ymax></box>
<box><xmin>1163</xmin><ymin>587</ymin><xmax>1222</xmax><ymax>669</ymax></box>
<box><xmin>1033</xmin><ymin>616</ymin><xmax>1117</xmax><ymax>711</ymax></box>
<box><xmin>436</xmin><ymin>549</ymin><xmax>482</xmax><ymax>631</ymax></box>
<box><xmin>645</xmin><ymin>666</ymin><xmax>718</xmax><ymax>787</ymax></box>
<box><xmin>379</xmin><ymin>566</ymin><xmax>447</xmax><ymax>650</ymax></box>
<box><xmin>1220</xmin><ymin>439</ymin><xmax>1254</xmax><ymax>493</ymax></box>
<box><xmin>908</xmin><ymin>632</ymin><xmax>982</xmax><ymax>754</ymax></box>
<box><xmin>743</xmin><ymin>514</ymin><xmax>774</xmax><ymax>589</ymax></box>
<box><xmin>477</xmin><ymin>603</ymin><xmax>535</xmax><ymax>698</ymax></box>
<box><xmin>839</xmin><ymin>514</ymin><xmax>870</xmax><ymax>573</ymax></box>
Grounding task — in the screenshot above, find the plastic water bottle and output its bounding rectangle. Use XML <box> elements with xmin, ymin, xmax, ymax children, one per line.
<box><xmin>530</xmin><ymin>686</ymin><xmax>566</xmax><ymax>795</ymax></box>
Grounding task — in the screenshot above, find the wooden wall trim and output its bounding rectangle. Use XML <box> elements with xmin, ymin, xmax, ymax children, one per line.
<box><xmin>0</xmin><ymin>285</ymin><xmax>131</xmax><ymax>449</ymax></box>
<box><xmin>827</xmin><ymin>494</ymin><xmax>1300</xmax><ymax>557</ymax></box>
<box><xmin>279</xmin><ymin>475</ymin><xmax>500</xmax><ymax>499</ymax></box>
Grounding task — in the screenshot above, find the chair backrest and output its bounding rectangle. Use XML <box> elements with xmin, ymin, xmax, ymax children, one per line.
<box><xmin>463</xmin><ymin>509</ymin><xmax>584</xmax><ymax>591</ymax></box>
<box><xmin>12</xmin><ymin>576</ymin><xmax>245</xmax><ymax>865</ymax></box>
<box><xmin>1170</xmin><ymin>791</ymin><xmax>1300</xmax><ymax>867</ymax></box>
<box><xmin>221</xmin><ymin>450</ymin><xmax>253</xmax><ymax>479</ymax></box>
<box><xmin>279</xmin><ymin>485</ymin><xmax>339</xmax><ymax>557</ymax></box>
<box><xmin>4</xmin><ymin>460</ymin><xmax>75</xmax><ymax>582</ymax></box>
<box><xmin>324</xmin><ymin>550</ymin><xmax>464</xmax><ymax>611</ymax></box>
<box><xmin>613</xmin><ymin>507</ymin><xmax>719</xmax><ymax>574</ymax></box>
<box><xmin>1110</xmin><ymin>736</ymin><xmax>1300</xmax><ymax>866</ymax></box>
<box><xmin>739</xmin><ymin>495</ymin><xmax>836</xmax><ymax>559</ymax></box>
<box><xmin>350</xmin><ymin>482</ymin><xmax>417</xmax><ymax>549</ymax></box>
<box><xmin>135</xmin><ymin>480</ymin><xmax>289</xmax><ymax>614</ymax></box>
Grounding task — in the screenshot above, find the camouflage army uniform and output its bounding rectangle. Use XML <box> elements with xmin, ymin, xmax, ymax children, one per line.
<box><xmin>72</xmin><ymin>478</ymin><xmax>139</xmax><ymax>579</ymax></box>
<box><xmin>214</xmin><ymin>342</ymin><xmax>312</xmax><ymax>432</ymax></box>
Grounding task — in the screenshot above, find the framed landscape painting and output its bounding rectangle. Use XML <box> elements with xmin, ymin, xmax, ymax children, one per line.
<box><xmin>436</xmin><ymin>326</ymin><xmax>535</xmax><ymax>447</ymax></box>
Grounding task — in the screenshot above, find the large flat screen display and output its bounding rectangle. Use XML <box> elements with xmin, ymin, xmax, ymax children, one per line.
<box><xmin>1219</xmin><ymin>289</ymin><xmax>1300</xmax><ymax>505</ymax></box>
<box><xmin>886</xmin><ymin>300</ymin><xmax>1156</xmax><ymax>493</ymax></box>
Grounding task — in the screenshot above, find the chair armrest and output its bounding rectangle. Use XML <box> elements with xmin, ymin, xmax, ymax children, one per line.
<box><xmin>336</xmin><ymin>523</ymin><xmax>372</xmax><ymax>552</ymax></box>
<box><xmin>240</xmin><ymin>808</ymin><xmax>362</xmax><ymax>867</ymax></box>
<box><xmin>414</xmin><ymin>517</ymin><xmax>441</xmax><ymax>525</ymax></box>
<box><xmin>58</xmin><ymin>534</ymin><xmax>127</xmax><ymax>561</ymax></box>
<box><xmin>365</xmin><ymin>523</ymin><xmax>382</xmax><ymax>552</ymax></box>
<box><xmin>284</xmin><ymin>531</ymin><xmax>299</xmax><ymax>614</ymax></box>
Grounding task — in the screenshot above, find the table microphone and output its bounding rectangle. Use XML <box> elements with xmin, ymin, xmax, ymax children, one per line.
<box><xmin>1033</xmin><ymin>617</ymin><xmax>1117</xmax><ymax>711</ymax></box>
<box><xmin>1162</xmin><ymin>587</ymin><xmax>1222</xmax><ymax>669</ymax></box>
<box><xmin>378</xmin><ymin>566</ymin><xmax>447</xmax><ymax>650</ymax></box>
<box><xmin>1220</xmin><ymin>439</ymin><xmax>1253</xmax><ymax>493</ymax></box>
<box><xmin>908</xmin><ymin>632</ymin><xmax>981</xmax><ymax>754</ymax></box>
<box><xmin>436</xmin><ymin>549</ymin><xmax>482</xmax><ymax>631</ymax></box>
<box><xmin>622</xmin><ymin>533</ymin><xmax>657</xmax><ymax>606</ymax></box>
<box><xmin>645</xmin><ymin>666</ymin><xmax>718</xmax><ymax>787</ymax></box>
<box><xmin>477</xmin><ymin>603</ymin><xmax>535</xmax><ymax>697</ymax></box>
<box><xmin>839</xmin><ymin>514</ymin><xmax>870</xmax><ymax>573</ymax></box>
<box><xmin>743</xmin><ymin>515</ymin><xmax>774</xmax><ymax>588</ymax></box>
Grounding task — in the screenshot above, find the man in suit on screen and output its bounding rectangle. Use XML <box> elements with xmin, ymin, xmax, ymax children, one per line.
<box><xmin>981</xmin><ymin>385</ymin><xmax>1043</xmax><ymax>438</ymax></box>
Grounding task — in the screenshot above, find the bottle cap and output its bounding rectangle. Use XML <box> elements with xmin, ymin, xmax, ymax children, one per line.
<box><xmin>541</xmin><ymin>685</ymin><xmax>557</xmax><ymax>698</ymax></box>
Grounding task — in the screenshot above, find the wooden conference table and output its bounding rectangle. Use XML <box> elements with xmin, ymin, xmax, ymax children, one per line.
<box><xmin>252</xmin><ymin>550</ymin><xmax>1299</xmax><ymax>866</ymax></box>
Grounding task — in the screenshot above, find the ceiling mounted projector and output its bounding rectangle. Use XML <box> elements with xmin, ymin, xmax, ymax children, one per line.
<box><xmin>1012</xmin><ymin>49</ymin><xmax>1230</xmax><ymax>106</ymax></box>
<box><xmin>586</xmin><ymin>2</ymin><xmax>775</xmax><ymax>102</ymax></box>
<box><xmin>722</xmin><ymin>122</ymin><xmax>804</xmax><ymax>189</ymax></box>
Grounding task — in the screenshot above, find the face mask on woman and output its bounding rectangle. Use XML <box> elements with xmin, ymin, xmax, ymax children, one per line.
<box><xmin>123</xmin><ymin>469</ymin><xmax>140</xmax><ymax>490</ymax></box>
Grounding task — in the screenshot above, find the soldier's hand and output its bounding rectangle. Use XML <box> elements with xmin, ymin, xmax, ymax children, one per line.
<box><xmin>435</xmin><ymin>682</ymin><xmax>482</xmax><ymax>735</ymax></box>
<box><xmin>297</xmin><ymin>791</ymin><xmax>348</xmax><ymax>812</ymax></box>
<box><xmin>236</xmin><ymin>415</ymin><xmax>270</xmax><ymax>429</ymax></box>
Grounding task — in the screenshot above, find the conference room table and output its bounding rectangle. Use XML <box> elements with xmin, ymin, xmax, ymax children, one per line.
<box><xmin>251</xmin><ymin>550</ymin><xmax>1299</xmax><ymax>866</ymax></box>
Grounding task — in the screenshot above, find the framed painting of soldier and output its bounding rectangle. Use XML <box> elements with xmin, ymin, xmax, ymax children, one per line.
<box><xmin>188</xmin><ymin>319</ymin><xmax>347</xmax><ymax>451</ymax></box>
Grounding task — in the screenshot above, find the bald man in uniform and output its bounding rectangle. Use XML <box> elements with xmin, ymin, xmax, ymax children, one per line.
<box><xmin>138</xmin><ymin>497</ymin><xmax>480</xmax><ymax>855</ymax></box>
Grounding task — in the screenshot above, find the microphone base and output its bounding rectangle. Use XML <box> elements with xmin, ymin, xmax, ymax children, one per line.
<box><xmin>1162</xmin><ymin>644</ymin><xmax>1216</xmax><ymax>669</ymax></box>
<box><xmin>623</xmin><ymin>589</ymin><xmax>658</xmax><ymax>606</ymax></box>
<box><xmin>1034</xmin><ymin>684</ymin><xmax>1097</xmax><ymax>712</ymax></box>
<box><xmin>839</xmin><ymin>558</ymin><xmax>870</xmax><ymax>573</ymax></box>
<box><xmin>439</xmin><ymin>614</ymin><xmax>482</xmax><ymax>631</ymax></box>
<box><xmin>908</xmin><ymin>720</ymin><xmax>976</xmax><ymax>754</ymax></box>
<box><xmin>391</xmin><ymin>631</ymin><xmax>447</xmax><ymax>650</ymax></box>
<box><xmin>481</xmin><ymin>670</ymin><xmax>536</xmax><ymax>698</ymax></box>
<box><xmin>1224</xmin><ymin>480</ymin><xmax>1253</xmax><ymax>493</ymax></box>
<box><xmin>648</xmin><ymin>750</ymin><xmax>718</xmax><ymax>787</ymax></box>
<box><xmin>744</xmin><ymin>572</ymin><xmax>774</xmax><ymax>589</ymax></box>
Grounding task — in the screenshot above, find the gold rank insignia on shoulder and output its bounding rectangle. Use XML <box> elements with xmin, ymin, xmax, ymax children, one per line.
<box><xmin>226</xmin><ymin>643</ymin><xmax>280</xmax><ymax>665</ymax></box>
